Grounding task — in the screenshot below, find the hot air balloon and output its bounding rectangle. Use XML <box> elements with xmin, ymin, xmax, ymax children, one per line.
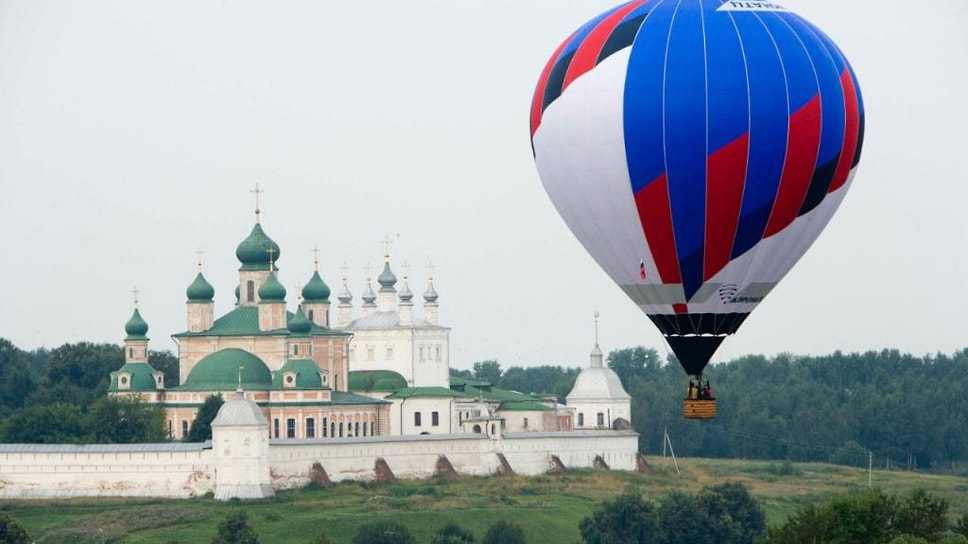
<box><xmin>530</xmin><ymin>0</ymin><xmax>864</xmax><ymax>418</ymax></box>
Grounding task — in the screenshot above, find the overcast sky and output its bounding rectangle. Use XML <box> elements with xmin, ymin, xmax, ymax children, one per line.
<box><xmin>1</xmin><ymin>0</ymin><xmax>965</xmax><ymax>371</ymax></box>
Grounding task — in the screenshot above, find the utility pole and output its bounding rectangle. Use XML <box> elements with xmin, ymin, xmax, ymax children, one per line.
<box><xmin>664</xmin><ymin>427</ymin><xmax>680</xmax><ymax>475</ymax></box>
<box><xmin>868</xmin><ymin>451</ymin><xmax>872</xmax><ymax>488</ymax></box>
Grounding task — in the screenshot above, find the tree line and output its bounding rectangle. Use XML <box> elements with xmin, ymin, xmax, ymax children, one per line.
<box><xmin>462</xmin><ymin>347</ymin><xmax>968</xmax><ymax>470</ymax></box>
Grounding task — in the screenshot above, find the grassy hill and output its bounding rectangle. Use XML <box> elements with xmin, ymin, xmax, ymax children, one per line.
<box><xmin>4</xmin><ymin>456</ymin><xmax>967</xmax><ymax>543</ymax></box>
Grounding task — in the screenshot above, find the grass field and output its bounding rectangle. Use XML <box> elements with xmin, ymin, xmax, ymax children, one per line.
<box><xmin>3</xmin><ymin>456</ymin><xmax>967</xmax><ymax>543</ymax></box>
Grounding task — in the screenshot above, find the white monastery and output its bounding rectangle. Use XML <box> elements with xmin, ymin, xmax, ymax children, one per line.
<box><xmin>0</xmin><ymin>193</ymin><xmax>638</xmax><ymax>500</ymax></box>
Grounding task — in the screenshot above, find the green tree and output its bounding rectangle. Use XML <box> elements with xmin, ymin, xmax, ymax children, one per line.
<box><xmin>655</xmin><ymin>492</ymin><xmax>708</xmax><ymax>544</ymax></box>
<box><xmin>432</xmin><ymin>521</ymin><xmax>476</xmax><ymax>544</ymax></box>
<box><xmin>0</xmin><ymin>338</ymin><xmax>36</xmax><ymax>414</ymax></box>
<box><xmin>895</xmin><ymin>489</ymin><xmax>949</xmax><ymax>542</ymax></box>
<box><xmin>212</xmin><ymin>510</ymin><xmax>259</xmax><ymax>544</ymax></box>
<box><xmin>579</xmin><ymin>492</ymin><xmax>656</xmax><ymax>544</ymax></box>
<box><xmin>0</xmin><ymin>402</ymin><xmax>85</xmax><ymax>443</ymax></box>
<box><xmin>0</xmin><ymin>513</ymin><xmax>32</xmax><ymax>544</ymax></box>
<box><xmin>472</xmin><ymin>360</ymin><xmax>502</xmax><ymax>385</ymax></box>
<box><xmin>309</xmin><ymin>535</ymin><xmax>333</xmax><ymax>544</ymax></box>
<box><xmin>84</xmin><ymin>395</ymin><xmax>166</xmax><ymax>443</ymax></box>
<box><xmin>352</xmin><ymin>520</ymin><xmax>416</xmax><ymax>544</ymax></box>
<box><xmin>149</xmin><ymin>349</ymin><xmax>180</xmax><ymax>387</ymax></box>
<box><xmin>607</xmin><ymin>346</ymin><xmax>660</xmax><ymax>386</ymax></box>
<box><xmin>188</xmin><ymin>394</ymin><xmax>225</xmax><ymax>442</ymax></box>
<box><xmin>696</xmin><ymin>482</ymin><xmax>766</xmax><ymax>544</ymax></box>
<box><xmin>888</xmin><ymin>537</ymin><xmax>929</xmax><ymax>544</ymax></box>
<box><xmin>481</xmin><ymin>520</ymin><xmax>525</xmax><ymax>544</ymax></box>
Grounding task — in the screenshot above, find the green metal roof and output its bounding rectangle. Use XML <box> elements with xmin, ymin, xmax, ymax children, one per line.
<box><xmin>332</xmin><ymin>391</ymin><xmax>391</xmax><ymax>405</ymax></box>
<box><xmin>302</xmin><ymin>270</ymin><xmax>331</xmax><ymax>301</ymax></box>
<box><xmin>499</xmin><ymin>400</ymin><xmax>553</xmax><ymax>412</ymax></box>
<box><xmin>109</xmin><ymin>362</ymin><xmax>160</xmax><ymax>391</ymax></box>
<box><xmin>349</xmin><ymin>370</ymin><xmax>408</xmax><ymax>392</ymax></box>
<box><xmin>173</xmin><ymin>306</ymin><xmax>348</xmax><ymax>338</ymax></box>
<box><xmin>449</xmin><ymin>375</ymin><xmax>491</xmax><ymax>387</ymax></box>
<box><xmin>449</xmin><ymin>374</ymin><xmax>542</xmax><ymax>403</ymax></box>
<box><xmin>124</xmin><ymin>309</ymin><xmax>149</xmax><ymax>340</ymax></box>
<box><xmin>179</xmin><ymin>348</ymin><xmax>272</xmax><ymax>391</ymax></box>
<box><xmin>236</xmin><ymin>223</ymin><xmax>280</xmax><ymax>271</ymax></box>
<box><xmin>186</xmin><ymin>272</ymin><xmax>215</xmax><ymax>302</ymax></box>
<box><xmin>287</xmin><ymin>306</ymin><xmax>312</xmax><ymax>335</ymax></box>
<box><xmin>272</xmin><ymin>358</ymin><xmax>325</xmax><ymax>389</ymax></box>
<box><xmin>386</xmin><ymin>387</ymin><xmax>470</xmax><ymax>399</ymax></box>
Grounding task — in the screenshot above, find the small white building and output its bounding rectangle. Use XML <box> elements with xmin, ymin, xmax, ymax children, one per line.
<box><xmin>566</xmin><ymin>339</ymin><xmax>631</xmax><ymax>430</ymax></box>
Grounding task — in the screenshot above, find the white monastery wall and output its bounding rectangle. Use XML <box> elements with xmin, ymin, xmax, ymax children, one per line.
<box><xmin>0</xmin><ymin>431</ymin><xmax>638</xmax><ymax>499</ymax></box>
<box><xmin>0</xmin><ymin>444</ymin><xmax>215</xmax><ymax>499</ymax></box>
<box><xmin>572</xmin><ymin>400</ymin><xmax>631</xmax><ymax>429</ymax></box>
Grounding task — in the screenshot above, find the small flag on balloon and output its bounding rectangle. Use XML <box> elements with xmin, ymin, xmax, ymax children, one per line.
<box><xmin>639</xmin><ymin>260</ymin><xmax>646</xmax><ymax>280</ymax></box>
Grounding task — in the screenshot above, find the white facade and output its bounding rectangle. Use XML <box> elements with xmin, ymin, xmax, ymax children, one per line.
<box><xmin>566</xmin><ymin>343</ymin><xmax>632</xmax><ymax>429</ymax></box>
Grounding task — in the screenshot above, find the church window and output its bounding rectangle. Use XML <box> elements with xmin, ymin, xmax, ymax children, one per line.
<box><xmin>523</xmin><ymin>417</ymin><xmax>529</xmax><ymax>429</ymax></box>
<box><xmin>597</xmin><ymin>413</ymin><xmax>604</xmax><ymax>427</ymax></box>
<box><xmin>128</xmin><ymin>347</ymin><xmax>133</xmax><ymax>359</ymax></box>
<box><xmin>432</xmin><ymin>411</ymin><xmax>439</xmax><ymax>426</ymax></box>
<box><xmin>181</xmin><ymin>420</ymin><xmax>189</xmax><ymax>438</ymax></box>
<box><xmin>286</xmin><ymin>418</ymin><xmax>296</xmax><ymax>439</ymax></box>
<box><xmin>370</xmin><ymin>422</ymin><xmax>375</xmax><ymax>436</ymax></box>
<box><xmin>414</xmin><ymin>412</ymin><xmax>422</xmax><ymax>427</ymax></box>
<box><xmin>285</xmin><ymin>375</ymin><xmax>294</xmax><ymax>386</ymax></box>
<box><xmin>120</xmin><ymin>376</ymin><xmax>128</xmax><ymax>386</ymax></box>
<box><xmin>274</xmin><ymin>419</ymin><xmax>280</xmax><ymax>439</ymax></box>
<box><xmin>578</xmin><ymin>413</ymin><xmax>584</xmax><ymax>427</ymax></box>
<box><xmin>458</xmin><ymin>412</ymin><xmax>462</xmax><ymax>425</ymax></box>
<box><xmin>367</xmin><ymin>346</ymin><xmax>374</xmax><ymax>362</ymax></box>
<box><xmin>436</xmin><ymin>346</ymin><xmax>441</xmax><ymax>361</ymax></box>
<box><xmin>323</xmin><ymin>418</ymin><xmax>328</xmax><ymax>437</ymax></box>
<box><xmin>167</xmin><ymin>420</ymin><xmax>173</xmax><ymax>438</ymax></box>
<box><xmin>309</xmin><ymin>345</ymin><xmax>314</xmax><ymax>356</ymax></box>
<box><xmin>355</xmin><ymin>422</ymin><xmax>360</xmax><ymax>436</ymax></box>
<box><xmin>293</xmin><ymin>344</ymin><xmax>299</xmax><ymax>356</ymax></box>
<box><xmin>247</xmin><ymin>280</ymin><xmax>255</xmax><ymax>302</ymax></box>
<box><xmin>491</xmin><ymin>424</ymin><xmax>496</xmax><ymax>435</ymax></box>
<box><xmin>308</xmin><ymin>310</ymin><xmax>314</xmax><ymax>322</ymax></box>
<box><xmin>473</xmin><ymin>424</ymin><xmax>482</xmax><ymax>434</ymax></box>
<box><xmin>306</xmin><ymin>418</ymin><xmax>315</xmax><ymax>438</ymax></box>
<box><xmin>362</xmin><ymin>422</ymin><xmax>367</xmax><ymax>437</ymax></box>
<box><xmin>339</xmin><ymin>422</ymin><xmax>344</xmax><ymax>437</ymax></box>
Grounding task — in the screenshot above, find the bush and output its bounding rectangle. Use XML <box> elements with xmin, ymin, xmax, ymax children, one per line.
<box><xmin>579</xmin><ymin>492</ymin><xmax>656</xmax><ymax>544</ymax></box>
<box><xmin>212</xmin><ymin>509</ymin><xmax>259</xmax><ymax>544</ymax></box>
<box><xmin>352</xmin><ymin>520</ymin><xmax>416</xmax><ymax>544</ymax></box>
<box><xmin>0</xmin><ymin>513</ymin><xmax>32</xmax><ymax>544</ymax></box>
<box><xmin>432</xmin><ymin>521</ymin><xmax>476</xmax><ymax>544</ymax></box>
<box><xmin>482</xmin><ymin>520</ymin><xmax>526</xmax><ymax>544</ymax></box>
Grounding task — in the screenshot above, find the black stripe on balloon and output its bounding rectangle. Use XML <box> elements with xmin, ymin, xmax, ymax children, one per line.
<box><xmin>541</xmin><ymin>50</ymin><xmax>576</xmax><ymax>112</ymax></box>
<box><xmin>852</xmin><ymin>114</ymin><xmax>865</xmax><ymax>168</ymax></box>
<box><xmin>647</xmin><ymin>313</ymin><xmax>749</xmax><ymax>336</ymax></box>
<box><xmin>597</xmin><ymin>14</ymin><xmax>646</xmax><ymax>65</ymax></box>
<box><xmin>665</xmin><ymin>336</ymin><xmax>726</xmax><ymax>376</ymax></box>
<box><xmin>798</xmin><ymin>153</ymin><xmax>839</xmax><ymax>216</ymax></box>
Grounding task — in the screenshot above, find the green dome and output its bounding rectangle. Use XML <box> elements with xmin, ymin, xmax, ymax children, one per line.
<box><xmin>110</xmin><ymin>362</ymin><xmax>161</xmax><ymax>391</ymax></box>
<box><xmin>272</xmin><ymin>359</ymin><xmax>325</xmax><ymax>389</ymax></box>
<box><xmin>349</xmin><ymin>370</ymin><xmax>407</xmax><ymax>392</ymax></box>
<box><xmin>186</xmin><ymin>272</ymin><xmax>215</xmax><ymax>302</ymax></box>
<box><xmin>258</xmin><ymin>272</ymin><xmax>287</xmax><ymax>302</ymax></box>
<box><xmin>288</xmin><ymin>306</ymin><xmax>312</xmax><ymax>335</ymax></box>
<box><xmin>236</xmin><ymin>223</ymin><xmax>281</xmax><ymax>270</ymax></box>
<box><xmin>181</xmin><ymin>348</ymin><xmax>272</xmax><ymax>391</ymax></box>
<box><xmin>302</xmin><ymin>271</ymin><xmax>331</xmax><ymax>301</ymax></box>
<box><xmin>124</xmin><ymin>309</ymin><xmax>149</xmax><ymax>340</ymax></box>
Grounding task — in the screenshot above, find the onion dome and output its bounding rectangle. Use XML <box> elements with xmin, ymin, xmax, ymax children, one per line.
<box><xmin>236</xmin><ymin>223</ymin><xmax>281</xmax><ymax>270</ymax></box>
<box><xmin>337</xmin><ymin>281</ymin><xmax>353</xmax><ymax>304</ymax></box>
<box><xmin>124</xmin><ymin>309</ymin><xmax>149</xmax><ymax>340</ymax></box>
<box><xmin>377</xmin><ymin>261</ymin><xmax>398</xmax><ymax>292</ymax></box>
<box><xmin>186</xmin><ymin>272</ymin><xmax>215</xmax><ymax>302</ymax></box>
<box><xmin>424</xmin><ymin>280</ymin><xmax>438</xmax><ymax>304</ymax></box>
<box><xmin>288</xmin><ymin>305</ymin><xmax>312</xmax><ymax>335</ymax></box>
<box><xmin>398</xmin><ymin>279</ymin><xmax>413</xmax><ymax>303</ymax></box>
<box><xmin>258</xmin><ymin>272</ymin><xmax>287</xmax><ymax>302</ymax></box>
<box><xmin>361</xmin><ymin>281</ymin><xmax>376</xmax><ymax>306</ymax></box>
<box><xmin>302</xmin><ymin>271</ymin><xmax>331</xmax><ymax>302</ymax></box>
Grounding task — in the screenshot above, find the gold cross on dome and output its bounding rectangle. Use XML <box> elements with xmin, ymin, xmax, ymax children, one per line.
<box><xmin>402</xmin><ymin>260</ymin><xmax>410</xmax><ymax>281</ymax></box>
<box><xmin>365</xmin><ymin>263</ymin><xmax>374</xmax><ymax>282</ymax></box>
<box><xmin>250</xmin><ymin>183</ymin><xmax>264</xmax><ymax>222</ymax></box>
<box><xmin>594</xmin><ymin>311</ymin><xmax>601</xmax><ymax>345</ymax></box>
<box><xmin>266</xmin><ymin>247</ymin><xmax>277</xmax><ymax>270</ymax></box>
<box><xmin>426</xmin><ymin>261</ymin><xmax>436</xmax><ymax>281</ymax></box>
<box><xmin>131</xmin><ymin>286</ymin><xmax>140</xmax><ymax>307</ymax></box>
<box><xmin>195</xmin><ymin>247</ymin><xmax>205</xmax><ymax>272</ymax></box>
<box><xmin>340</xmin><ymin>262</ymin><xmax>349</xmax><ymax>282</ymax></box>
<box><xmin>311</xmin><ymin>245</ymin><xmax>321</xmax><ymax>271</ymax></box>
<box><xmin>295</xmin><ymin>282</ymin><xmax>303</xmax><ymax>303</ymax></box>
<box><xmin>382</xmin><ymin>235</ymin><xmax>393</xmax><ymax>261</ymax></box>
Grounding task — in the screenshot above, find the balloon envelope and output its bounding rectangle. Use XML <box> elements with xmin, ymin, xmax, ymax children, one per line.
<box><xmin>531</xmin><ymin>0</ymin><xmax>864</xmax><ymax>375</ymax></box>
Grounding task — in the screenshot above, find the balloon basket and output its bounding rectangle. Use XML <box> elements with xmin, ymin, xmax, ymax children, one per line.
<box><xmin>683</xmin><ymin>399</ymin><xmax>716</xmax><ymax>419</ymax></box>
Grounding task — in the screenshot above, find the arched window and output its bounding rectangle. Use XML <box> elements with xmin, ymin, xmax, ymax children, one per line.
<box><xmin>355</xmin><ymin>422</ymin><xmax>360</xmax><ymax>436</ymax></box>
<box><xmin>370</xmin><ymin>421</ymin><xmax>375</xmax><ymax>436</ymax></box>
<box><xmin>330</xmin><ymin>422</ymin><xmax>335</xmax><ymax>437</ymax></box>
<box><xmin>597</xmin><ymin>413</ymin><xmax>605</xmax><ymax>427</ymax></box>
<box><xmin>578</xmin><ymin>413</ymin><xmax>584</xmax><ymax>427</ymax></box>
<box><xmin>308</xmin><ymin>310</ymin><xmax>314</xmax><ymax>322</ymax></box>
<box><xmin>473</xmin><ymin>424</ymin><xmax>482</xmax><ymax>434</ymax></box>
<box><xmin>246</xmin><ymin>280</ymin><xmax>255</xmax><ymax>302</ymax></box>
<box><xmin>293</xmin><ymin>344</ymin><xmax>299</xmax><ymax>356</ymax></box>
<box><xmin>339</xmin><ymin>422</ymin><xmax>344</xmax><ymax>437</ymax></box>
